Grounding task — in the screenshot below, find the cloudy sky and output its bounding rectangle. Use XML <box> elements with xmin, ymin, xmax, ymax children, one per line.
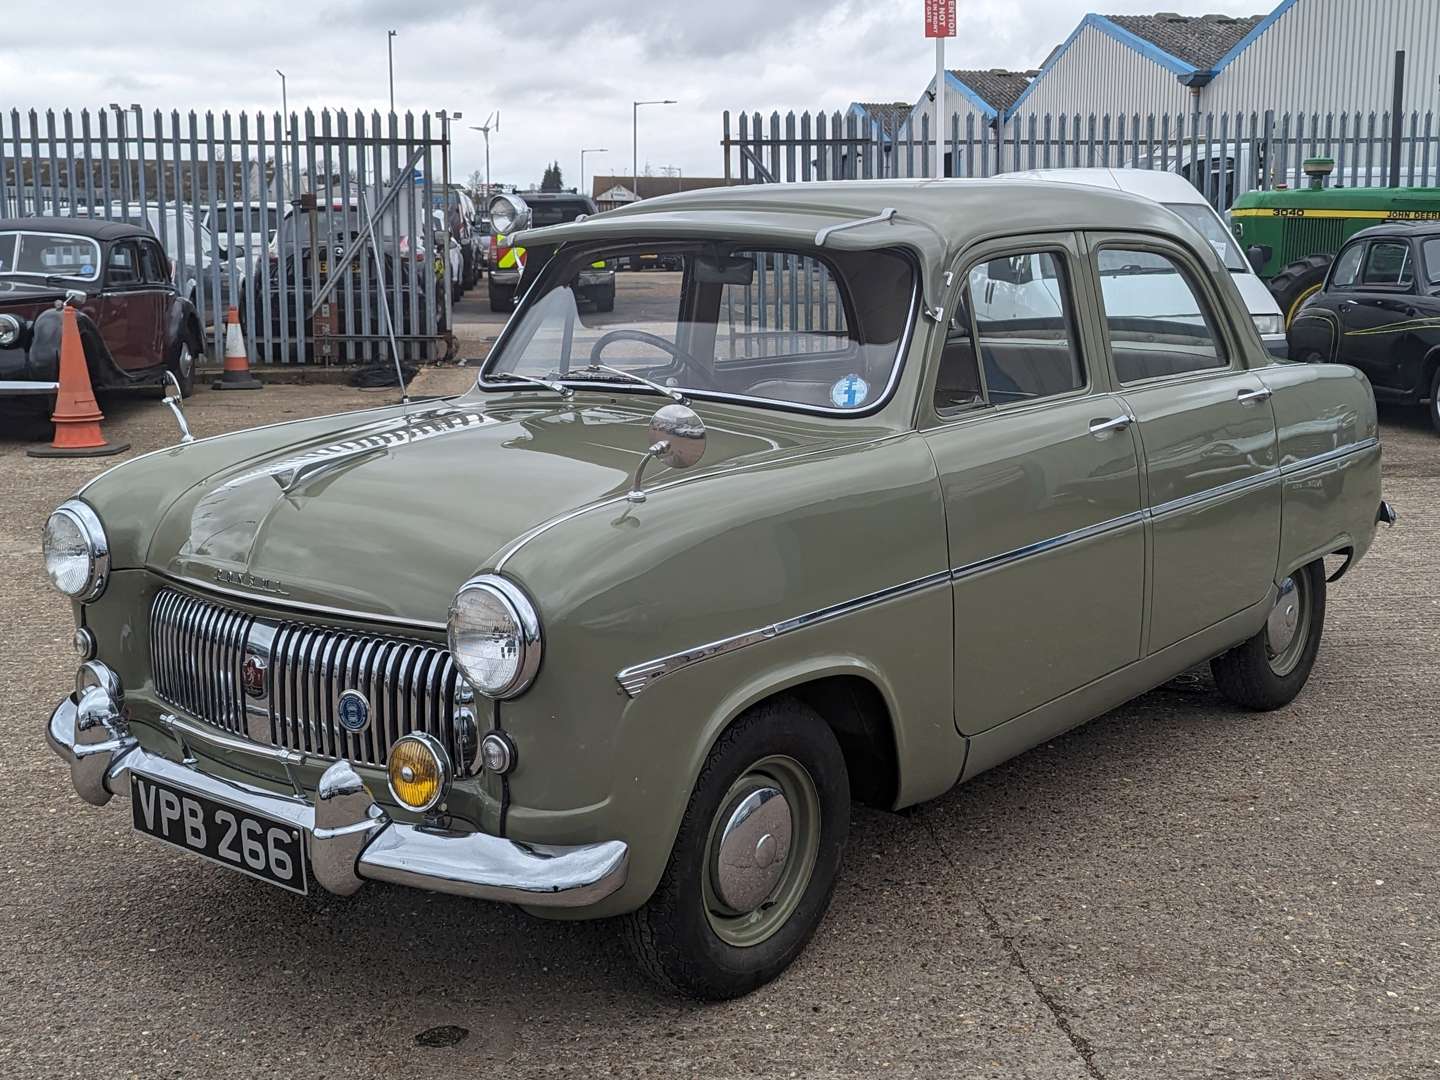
<box><xmin>7</xmin><ymin>0</ymin><xmax>1265</xmax><ymax>192</ymax></box>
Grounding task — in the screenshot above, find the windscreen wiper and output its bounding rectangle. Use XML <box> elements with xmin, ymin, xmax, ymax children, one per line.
<box><xmin>482</xmin><ymin>371</ymin><xmax>575</xmax><ymax>398</ymax></box>
<box><xmin>570</xmin><ymin>364</ymin><xmax>688</xmax><ymax>404</ymax></box>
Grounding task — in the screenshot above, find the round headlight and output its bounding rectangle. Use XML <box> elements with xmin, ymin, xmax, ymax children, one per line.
<box><xmin>0</xmin><ymin>314</ymin><xmax>21</xmax><ymax>347</ymax></box>
<box><xmin>488</xmin><ymin>193</ymin><xmax>530</xmax><ymax>236</ymax></box>
<box><xmin>42</xmin><ymin>500</ymin><xmax>109</xmax><ymax>601</ymax></box>
<box><xmin>387</xmin><ymin>732</ymin><xmax>451</xmax><ymax>813</ymax></box>
<box><xmin>447</xmin><ymin>574</ymin><xmax>542</xmax><ymax>699</ymax></box>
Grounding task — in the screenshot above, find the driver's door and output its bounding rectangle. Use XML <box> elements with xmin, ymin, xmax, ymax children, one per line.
<box><xmin>101</xmin><ymin>240</ymin><xmax>166</xmax><ymax>371</ymax></box>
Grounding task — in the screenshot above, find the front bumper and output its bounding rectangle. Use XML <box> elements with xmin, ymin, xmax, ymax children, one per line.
<box><xmin>45</xmin><ymin>692</ymin><xmax>629</xmax><ymax>908</ymax></box>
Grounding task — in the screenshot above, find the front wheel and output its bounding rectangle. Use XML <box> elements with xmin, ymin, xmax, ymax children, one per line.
<box><xmin>1269</xmin><ymin>255</ymin><xmax>1333</xmax><ymax>328</ymax></box>
<box><xmin>167</xmin><ymin>341</ymin><xmax>196</xmax><ymax>398</ymax></box>
<box><xmin>1211</xmin><ymin>560</ymin><xmax>1326</xmax><ymax>710</ymax></box>
<box><xmin>624</xmin><ymin>698</ymin><xmax>849</xmax><ymax>999</ymax></box>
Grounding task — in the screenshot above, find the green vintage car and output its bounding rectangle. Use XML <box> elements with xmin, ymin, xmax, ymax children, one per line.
<box><xmin>44</xmin><ymin>180</ymin><xmax>1392</xmax><ymax>999</ymax></box>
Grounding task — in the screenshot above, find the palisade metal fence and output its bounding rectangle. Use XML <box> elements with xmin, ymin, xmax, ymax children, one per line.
<box><xmin>0</xmin><ymin>107</ymin><xmax>454</xmax><ymax>365</ymax></box>
<box><xmin>722</xmin><ymin>108</ymin><xmax>1440</xmax><ymax>207</ymax></box>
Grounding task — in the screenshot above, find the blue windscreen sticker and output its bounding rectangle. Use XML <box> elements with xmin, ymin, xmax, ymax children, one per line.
<box><xmin>80</xmin><ymin>264</ymin><xmax>94</xmax><ymax>276</ymax></box>
<box><xmin>830</xmin><ymin>373</ymin><xmax>869</xmax><ymax>408</ymax></box>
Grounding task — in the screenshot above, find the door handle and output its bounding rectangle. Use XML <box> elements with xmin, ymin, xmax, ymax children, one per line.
<box><xmin>1088</xmin><ymin>415</ymin><xmax>1131</xmax><ymax>436</ymax></box>
<box><xmin>1237</xmin><ymin>386</ymin><xmax>1273</xmax><ymax>405</ymax></box>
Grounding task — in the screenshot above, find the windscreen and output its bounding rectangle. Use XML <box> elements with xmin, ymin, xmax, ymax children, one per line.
<box><xmin>483</xmin><ymin>242</ymin><xmax>915</xmax><ymax>414</ymax></box>
<box><xmin>1165</xmin><ymin>202</ymin><xmax>1246</xmax><ymax>272</ymax></box>
<box><xmin>0</xmin><ymin>232</ymin><xmax>101</xmax><ymax>280</ymax></box>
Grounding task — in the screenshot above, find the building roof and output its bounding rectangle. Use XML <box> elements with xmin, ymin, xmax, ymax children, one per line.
<box><xmin>850</xmin><ymin>102</ymin><xmax>914</xmax><ymax>139</ymax></box>
<box><xmin>950</xmin><ymin>70</ymin><xmax>1034</xmax><ymax>114</ymax></box>
<box><xmin>591</xmin><ymin>175</ymin><xmax>733</xmax><ymax>201</ymax></box>
<box><xmin>1104</xmin><ymin>11</ymin><xmax>1265</xmax><ymax>70</ymax></box>
<box><xmin>0</xmin><ymin>215</ymin><xmax>150</xmax><ymax>242</ymax></box>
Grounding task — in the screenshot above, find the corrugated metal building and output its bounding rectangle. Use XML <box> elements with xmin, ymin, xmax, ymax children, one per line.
<box><xmin>1011</xmin><ymin>0</ymin><xmax>1440</xmax><ymax>121</ymax></box>
<box><xmin>905</xmin><ymin>69</ymin><xmax>1035</xmax><ymax>174</ymax></box>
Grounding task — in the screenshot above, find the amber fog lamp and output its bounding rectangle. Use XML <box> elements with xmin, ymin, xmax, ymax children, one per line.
<box><xmin>387</xmin><ymin>733</ymin><xmax>451</xmax><ymax>813</ymax></box>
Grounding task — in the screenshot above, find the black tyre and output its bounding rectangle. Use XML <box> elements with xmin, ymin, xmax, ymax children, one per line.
<box><xmin>1427</xmin><ymin>363</ymin><xmax>1440</xmax><ymax>435</ymax></box>
<box><xmin>1269</xmin><ymin>255</ymin><xmax>1333</xmax><ymax>328</ymax></box>
<box><xmin>624</xmin><ymin>698</ymin><xmax>849</xmax><ymax>1000</ymax></box>
<box><xmin>0</xmin><ymin>396</ymin><xmax>54</xmax><ymax>440</ymax></box>
<box><xmin>489</xmin><ymin>283</ymin><xmax>515</xmax><ymax>313</ymax></box>
<box><xmin>1211</xmin><ymin>560</ymin><xmax>1326</xmax><ymax>710</ymax></box>
<box><xmin>166</xmin><ymin>339</ymin><xmax>197</xmax><ymax>399</ymax></box>
<box><xmin>592</xmin><ymin>285</ymin><xmax>615</xmax><ymax>313</ymax></box>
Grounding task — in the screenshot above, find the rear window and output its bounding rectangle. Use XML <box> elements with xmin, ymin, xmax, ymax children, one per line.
<box><xmin>1423</xmin><ymin>239</ymin><xmax>1440</xmax><ymax>285</ymax></box>
<box><xmin>529</xmin><ymin>202</ymin><xmax>594</xmax><ymax>227</ymax></box>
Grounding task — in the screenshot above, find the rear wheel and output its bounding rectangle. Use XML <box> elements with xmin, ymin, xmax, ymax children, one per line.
<box><xmin>1269</xmin><ymin>255</ymin><xmax>1333</xmax><ymax>328</ymax></box>
<box><xmin>624</xmin><ymin>698</ymin><xmax>849</xmax><ymax>999</ymax></box>
<box><xmin>489</xmin><ymin>283</ymin><xmax>515</xmax><ymax>313</ymax></box>
<box><xmin>1211</xmin><ymin>560</ymin><xmax>1326</xmax><ymax>710</ymax></box>
<box><xmin>166</xmin><ymin>341</ymin><xmax>196</xmax><ymax>398</ymax></box>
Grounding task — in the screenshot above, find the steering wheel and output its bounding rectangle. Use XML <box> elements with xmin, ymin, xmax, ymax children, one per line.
<box><xmin>588</xmin><ymin>328</ymin><xmax>700</xmax><ymax>371</ymax></box>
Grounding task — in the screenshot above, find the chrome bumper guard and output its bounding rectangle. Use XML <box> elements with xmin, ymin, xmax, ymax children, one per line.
<box><xmin>45</xmin><ymin>692</ymin><xmax>629</xmax><ymax>907</ymax></box>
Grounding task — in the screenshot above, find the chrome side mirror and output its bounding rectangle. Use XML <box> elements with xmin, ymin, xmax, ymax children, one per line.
<box><xmin>627</xmin><ymin>403</ymin><xmax>706</xmax><ymax>503</ymax></box>
<box><xmin>161</xmin><ymin>371</ymin><xmax>195</xmax><ymax>444</ymax></box>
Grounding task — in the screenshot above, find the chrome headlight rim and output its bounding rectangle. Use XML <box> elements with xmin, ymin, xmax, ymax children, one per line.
<box><xmin>448</xmin><ymin>573</ymin><xmax>542</xmax><ymax>700</ymax></box>
<box><xmin>44</xmin><ymin>499</ymin><xmax>110</xmax><ymax>602</ymax></box>
<box><xmin>0</xmin><ymin>313</ymin><xmax>21</xmax><ymax>347</ymax></box>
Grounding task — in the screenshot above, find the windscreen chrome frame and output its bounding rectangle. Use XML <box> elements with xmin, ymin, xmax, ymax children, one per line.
<box><xmin>475</xmin><ymin>240</ymin><xmax>921</xmax><ymax>419</ymax></box>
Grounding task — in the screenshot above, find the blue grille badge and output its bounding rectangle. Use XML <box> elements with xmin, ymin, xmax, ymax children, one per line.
<box><xmin>337</xmin><ymin>689</ymin><xmax>372</xmax><ymax>734</ymax></box>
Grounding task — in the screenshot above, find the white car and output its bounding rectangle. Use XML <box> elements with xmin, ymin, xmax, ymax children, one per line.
<box><xmin>1004</xmin><ymin>167</ymin><xmax>1288</xmax><ymax>357</ymax></box>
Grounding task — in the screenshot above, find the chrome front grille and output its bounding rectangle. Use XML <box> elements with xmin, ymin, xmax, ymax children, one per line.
<box><xmin>150</xmin><ymin>587</ymin><xmax>466</xmax><ymax>768</ymax></box>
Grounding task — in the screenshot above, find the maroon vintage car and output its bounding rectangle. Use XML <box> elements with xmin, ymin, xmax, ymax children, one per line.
<box><xmin>0</xmin><ymin>218</ymin><xmax>203</xmax><ymax>425</ymax></box>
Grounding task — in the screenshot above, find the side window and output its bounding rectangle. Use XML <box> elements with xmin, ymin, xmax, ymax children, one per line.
<box><xmin>964</xmin><ymin>250</ymin><xmax>1084</xmax><ymax>406</ymax></box>
<box><xmin>1361</xmin><ymin>241</ymin><xmax>1414</xmax><ymax>288</ymax></box>
<box><xmin>1097</xmin><ymin>247</ymin><xmax>1227</xmax><ymax>383</ymax></box>
<box><xmin>1425</xmin><ymin>239</ymin><xmax>1440</xmax><ymax>287</ymax></box>
<box><xmin>1330</xmin><ymin>242</ymin><xmax>1364</xmax><ymax>289</ymax></box>
<box><xmin>139</xmin><ymin>241</ymin><xmax>169</xmax><ymax>285</ymax></box>
<box><xmin>107</xmin><ymin>242</ymin><xmax>140</xmax><ymax>285</ymax></box>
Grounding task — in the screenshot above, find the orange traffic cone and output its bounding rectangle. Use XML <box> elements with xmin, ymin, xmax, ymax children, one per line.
<box><xmin>27</xmin><ymin>305</ymin><xmax>130</xmax><ymax>459</ymax></box>
<box><xmin>213</xmin><ymin>306</ymin><xmax>262</xmax><ymax>390</ymax></box>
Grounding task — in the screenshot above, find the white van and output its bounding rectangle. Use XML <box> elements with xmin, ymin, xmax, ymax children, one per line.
<box><xmin>1004</xmin><ymin>167</ymin><xmax>1288</xmax><ymax>357</ymax></box>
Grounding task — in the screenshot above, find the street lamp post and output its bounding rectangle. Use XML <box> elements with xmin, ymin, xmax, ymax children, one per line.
<box><xmin>580</xmin><ymin>147</ymin><xmax>607</xmax><ymax>198</ymax></box>
<box><xmin>387</xmin><ymin>30</ymin><xmax>397</xmax><ymax>114</ymax></box>
<box><xmin>275</xmin><ymin>70</ymin><xmax>289</xmax><ymax>198</ymax></box>
<box><xmin>632</xmin><ymin>99</ymin><xmax>676</xmax><ymax>203</ymax></box>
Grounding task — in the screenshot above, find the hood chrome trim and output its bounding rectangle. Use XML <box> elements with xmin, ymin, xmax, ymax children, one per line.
<box><xmin>151</xmin><ymin>571</ymin><xmax>447</xmax><ymax>633</ymax></box>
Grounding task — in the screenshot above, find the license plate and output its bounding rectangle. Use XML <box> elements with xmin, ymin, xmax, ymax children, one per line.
<box><xmin>130</xmin><ymin>773</ymin><xmax>308</xmax><ymax>894</ymax></box>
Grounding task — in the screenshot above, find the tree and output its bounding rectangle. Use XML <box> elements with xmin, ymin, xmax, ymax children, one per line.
<box><xmin>540</xmin><ymin>161</ymin><xmax>564</xmax><ymax>192</ymax></box>
<box><xmin>465</xmin><ymin>169</ymin><xmax>485</xmax><ymax>199</ymax></box>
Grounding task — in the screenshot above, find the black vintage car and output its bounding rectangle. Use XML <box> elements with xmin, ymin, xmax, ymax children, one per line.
<box><xmin>0</xmin><ymin>218</ymin><xmax>204</xmax><ymax>419</ymax></box>
<box><xmin>1289</xmin><ymin>221</ymin><xmax>1440</xmax><ymax>432</ymax></box>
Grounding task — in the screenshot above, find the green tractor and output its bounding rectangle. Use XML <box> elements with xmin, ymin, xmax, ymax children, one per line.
<box><xmin>1229</xmin><ymin>158</ymin><xmax>1440</xmax><ymax>326</ymax></box>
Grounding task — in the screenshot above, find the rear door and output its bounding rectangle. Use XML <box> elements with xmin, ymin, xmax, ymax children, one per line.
<box><xmin>1089</xmin><ymin>234</ymin><xmax>1280</xmax><ymax>654</ymax></box>
<box><xmin>922</xmin><ymin>233</ymin><xmax>1146</xmax><ymax>735</ymax></box>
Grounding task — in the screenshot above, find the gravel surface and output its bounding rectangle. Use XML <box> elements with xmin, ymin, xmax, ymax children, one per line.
<box><xmin>1</xmin><ymin>382</ymin><xmax>1435</xmax><ymax>1079</ymax></box>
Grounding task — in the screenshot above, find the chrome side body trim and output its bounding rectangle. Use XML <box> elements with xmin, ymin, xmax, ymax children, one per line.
<box><xmin>1280</xmin><ymin>436</ymin><xmax>1378</xmax><ymax>476</ymax></box>
<box><xmin>614</xmin><ymin>437</ymin><xmax>1380</xmax><ymax>698</ymax></box>
<box><xmin>615</xmin><ymin>569</ymin><xmax>952</xmax><ymax>697</ymax></box>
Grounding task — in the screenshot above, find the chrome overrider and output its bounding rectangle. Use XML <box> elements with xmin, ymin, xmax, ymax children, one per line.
<box><xmin>44</xmin><ymin>663</ymin><xmax>629</xmax><ymax>907</ymax></box>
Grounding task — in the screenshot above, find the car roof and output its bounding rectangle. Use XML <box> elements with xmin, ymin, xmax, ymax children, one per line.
<box><xmin>1352</xmin><ymin>220</ymin><xmax>1440</xmax><ymax>240</ymax></box>
<box><xmin>1001</xmin><ymin>166</ymin><xmax>1210</xmax><ymax>206</ymax></box>
<box><xmin>513</xmin><ymin>178</ymin><xmax>1211</xmax><ymax>313</ymax></box>
<box><xmin>0</xmin><ymin>215</ymin><xmax>151</xmax><ymax>242</ymax></box>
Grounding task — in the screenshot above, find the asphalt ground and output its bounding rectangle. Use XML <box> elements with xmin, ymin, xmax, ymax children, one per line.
<box><xmin>0</xmin><ymin>365</ymin><xmax>1436</xmax><ymax>1079</ymax></box>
